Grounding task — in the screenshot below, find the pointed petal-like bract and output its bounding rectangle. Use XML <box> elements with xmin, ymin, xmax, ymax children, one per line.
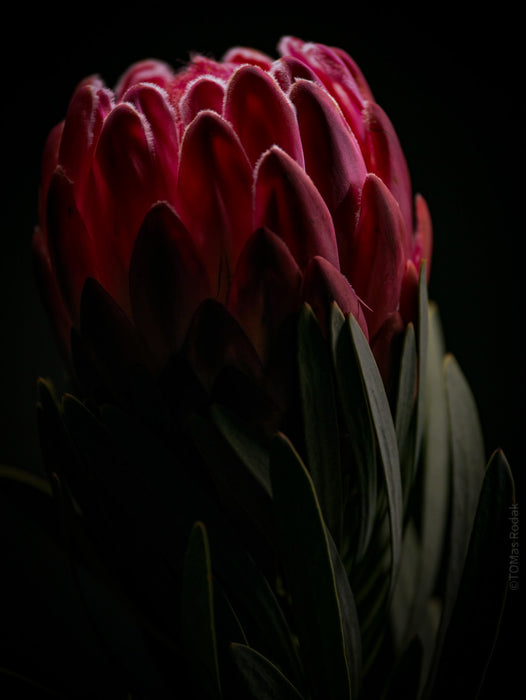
<box><xmin>290</xmin><ymin>79</ymin><xmax>366</xmax><ymax>211</ymax></box>
<box><xmin>32</xmin><ymin>225</ymin><xmax>72</xmax><ymax>358</ymax></box>
<box><xmin>399</xmin><ymin>260</ymin><xmax>420</xmax><ymax>326</ymax></box>
<box><xmin>185</xmin><ymin>299</ymin><xmax>263</xmax><ymax>393</ymax></box>
<box><xmin>37</xmin><ymin>36</ymin><xmax>433</xmax><ymax>387</ymax></box>
<box><xmin>129</xmin><ymin>202</ymin><xmax>210</xmax><ymax>364</ymax></box>
<box><xmin>290</xmin><ymin>78</ymin><xmax>366</xmax><ymax>276</ymax></box>
<box><xmin>279</xmin><ymin>36</ymin><xmax>367</xmax><ymax>146</ymax></box>
<box><xmin>302</xmin><ymin>256</ymin><xmax>368</xmax><ymax>340</ymax></box>
<box><xmin>167</xmin><ymin>55</ymin><xmax>237</xmax><ymax>110</ymax></box>
<box><xmin>370</xmin><ymin>311</ymin><xmax>405</xmax><ymax>390</ymax></box>
<box><xmin>228</xmin><ymin>228</ymin><xmax>303</xmax><ymax>360</ymax></box>
<box><xmin>114</xmin><ymin>58</ymin><xmax>175</xmax><ymax>100</ymax></box>
<box><xmin>177</xmin><ymin>110</ymin><xmax>253</xmax><ymax>299</ymax></box>
<box><xmin>46</xmin><ymin>168</ymin><xmax>98</xmax><ymax>324</ymax></box>
<box><xmin>364</xmin><ymin>101</ymin><xmax>413</xmax><ymax>255</ymax></box>
<box><xmin>179</xmin><ymin>76</ymin><xmax>225</xmax><ymax>126</ymax></box>
<box><xmin>349</xmin><ymin>174</ymin><xmax>405</xmax><ymax>338</ymax></box>
<box><xmin>58</xmin><ymin>79</ymin><xmax>114</xmax><ymax>195</ymax></box>
<box><xmin>79</xmin><ymin>277</ymin><xmax>154</xmax><ymax>397</ymax></box>
<box><xmin>332</xmin><ymin>46</ymin><xmax>374</xmax><ymax>102</ymax></box>
<box><xmin>413</xmin><ymin>193</ymin><xmax>433</xmax><ymax>279</ymax></box>
<box><xmin>121</xmin><ymin>83</ymin><xmax>179</xmax><ymax>202</ymax></box>
<box><xmin>38</xmin><ymin>121</ymin><xmax>64</xmax><ymax>229</ymax></box>
<box><xmin>224</xmin><ymin>64</ymin><xmax>304</xmax><ymax>167</ymax></box>
<box><xmin>90</xmin><ymin>103</ymin><xmax>157</xmax><ymax>262</ymax></box>
<box><xmin>254</xmin><ymin>146</ymin><xmax>339</xmax><ymax>271</ymax></box>
<box><xmin>270</xmin><ymin>55</ymin><xmax>319</xmax><ymax>92</ymax></box>
<box><xmin>222</xmin><ymin>46</ymin><xmax>274</xmax><ymax>70</ymax></box>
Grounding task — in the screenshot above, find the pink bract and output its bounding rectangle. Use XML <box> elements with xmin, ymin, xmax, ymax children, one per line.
<box><xmin>34</xmin><ymin>36</ymin><xmax>432</xmax><ymax>377</ymax></box>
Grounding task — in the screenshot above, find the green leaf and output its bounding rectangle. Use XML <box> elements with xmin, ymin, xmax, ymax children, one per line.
<box><xmin>395</xmin><ymin>323</ymin><xmax>417</xmax><ymax>449</ymax></box>
<box><xmin>333</xmin><ymin>309</ymin><xmax>377</xmax><ymax>560</ymax></box>
<box><xmin>430</xmin><ymin>450</ymin><xmax>515</xmax><ymax>698</ymax></box>
<box><xmin>298</xmin><ymin>304</ymin><xmax>343</xmax><ymax>546</ymax></box>
<box><xmin>182</xmin><ymin>522</ymin><xmax>221</xmax><ymax>699</ymax></box>
<box><xmin>210</xmin><ymin>404</ymin><xmax>271</xmax><ymax>493</ymax></box>
<box><xmin>188</xmin><ymin>406</ymin><xmax>276</xmax><ymax>548</ymax></box>
<box><xmin>98</xmin><ymin>402</ymin><xmax>302</xmax><ymax>688</ymax></box>
<box><xmin>214</xmin><ymin>545</ymin><xmax>304</xmax><ymax>692</ymax></box>
<box><xmin>394</xmin><ymin>323</ymin><xmax>417</xmax><ymax>504</ymax></box>
<box><xmin>390</xmin><ymin>521</ymin><xmax>420</xmax><ymax>652</ymax></box>
<box><xmin>420</xmin><ymin>304</ymin><xmax>449</xmax><ymax>596</ymax></box>
<box><xmin>347</xmin><ymin>315</ymin><xmax>403</xmax><ymax>592</ymax></box>
<box><xmin>230</xmin><ymin>643</ymin><xmax>305</xmax><ymax>700</ymax></box>
<box><xmin>0</xmin><ymin>464</ymin><xmax>52</xmax><ymax>498</ymax></box>
<box><xmin>423</xmin><ymin>352</ymin><xmax>486</xmax><ymax>694</ymax></box>
<box><xmin>415</xmin><ymin>305</ymin><xmax>449</xmax><ymax>658</ymax></box>
<box><xmin>413</xmin><ymin>262</ymin><xmax>429</xmax><ymax>469</ymax></box>
<box><xmin>270</xmin><ymin>433</ymin><xmax>356</xmax><ymax>699</ymax></box>
<box><xmin>330</xmin><ymin>301</ymin><xmax>346</xmax><ymax>347</ymax></box>
<box><xmin>443</xmin><ymin>352</ymin><xmax>486</xmax><ymax>606</ymax></box>
<box><xmin>327</xmin><ymin>524</ymin><xmax>363</xmax><ymax>693</ymax></box>
<box><xmin>392</xmin><ymin>304</ymin><xmax>449</xmax><ymax>666</ymax></box>
<box><xmin>36</xmin><ymin>379</ymin><xmax>81</xmax><ymax>496</ymax></box>
<box><xmin>0</xmin><ymin>666</ymin><xmax>63</xmax><ymax>698</ymax></box>
<box><xmin>0</xmin><ymin>467</ymin><xmax>169</xmax><ymax>696</ymax></box>
<box><xmin>392</xmin><ymin>304</ymin><xmax>449</xmax><ymax>686</ymax></box>
<box><xmin>213</xmin><ymin>582</ymin><xmax>248</xmax><ymax>648</ymax></box>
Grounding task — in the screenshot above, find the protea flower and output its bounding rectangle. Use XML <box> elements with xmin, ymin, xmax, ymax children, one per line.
<box><xmin>34</xmin><ymin>36</ymin><xmax>432</xmax><ymax>391</ymax></box>
<box><xmin>7</xmin><ymin>35</ymin><xmax>511</xmax><ymax>700</ymax></box>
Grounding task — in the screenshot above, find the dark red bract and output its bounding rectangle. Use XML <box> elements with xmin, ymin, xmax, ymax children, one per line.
<box><xmin>34</xmin><ymin>36</ymin><xmax>432</xmax><ymax>378</ymax></box>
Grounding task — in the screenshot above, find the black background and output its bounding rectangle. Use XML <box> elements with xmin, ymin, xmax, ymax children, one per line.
<box><xmin>1</xmin><ymin>5</ymin><xmax>522</xmax><ymax>695</ymax></box>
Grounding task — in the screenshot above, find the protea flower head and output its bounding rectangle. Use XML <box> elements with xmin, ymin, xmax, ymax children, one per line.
<box><xmin>34</xmin><ymin>36</ymin><xmax>432</xmax><ymax>389</ymax></box>
<box><xmin>16</xmin><ymin>35</ymin><xmax>513</xmax><ymax>700</ymax></box>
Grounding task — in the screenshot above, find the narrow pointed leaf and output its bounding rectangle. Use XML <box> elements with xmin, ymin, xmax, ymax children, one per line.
<box><xmin>443</xmin><ymin>352</ymin><xmax>486</xmax><ymax>606</ymax></box>
<box><xmin>333</xmin><ymin>311</ymin><xmax>377</xmax><ymax>560</ymax></box>
<box><xmin>188</xmin><ymin>407</ymin><xmax>276</xmax><ymax>547</ymax></box>
<box><xmin>98</xmin><ymin>403</ymin><xmax>302</xmax><ymax>688</ymax></box>
<box><xmin>330</xmin><ymin>301</ymin><xmax>346</xmax><ymax>347</ymax></box>
<box><xmin>270</xmin><ymin>433</ymin><xmax>353</xmax><ymax>700</ymax></box>
<box><xmin>348</xmin><ymin>315</ymin><xmax>403</xmax><ymax>591</ymax></box>
<box><xmin>417</xmin><ymin>304</ymin><xmax>449</xmax><ymax>618</ymax></box>
<box><xmin>394</xmin><ymin>322</ymin><xmax>417</xmax><ymax>500</ymax></box>
<box><xmin>395</xmin><ymin>322</ymin><xmax>417</xmax><ymax>445</ymax></box>
<box><xmin>430</xmin><ymin>450</ymin><xmax>515</xmax><ymax>698</ymax></box>
<box><xmin>413</xmin><ymin>262</ymin><xmax>429</xmax><ymax>469</ymax></box>
<box><xmin>182</xmin><ymin>521</ymin><xmax>221</xmax><ymax>698</ymax></box>
<box><xmin>400</xmin><ymin>304</ymin><xmax>449</xmax><ymax>687</ymax></box>
<box><xmin>390</xmin><ymin>521</ymin><xmax>420</xmax><ymax>652</ymax></box>
<box><xmin>298</xmin><ymin>304</ymin><xmax>343</xmax><ymax>545</ymax></box>
<box><xmin>389</xmin><ymin>306</ymin><xmax>443</xmax><ymax>666</ymax></box>
<box><xmin>420</xmin><ymin>305</ymin><xmax>448</xmax><ymax>579</ymax></box>
<box><xmin>214</xmin><ymin>582</ymin><xmax>248</xmax><ymax>648</ymax></box>
<box><xmin>0</xmin><ymin>464</ymin><xmax>52</xmax><ymax>498</ymax></box>
<box><xmin>36</xmin><ymin>378</ymin><xmax>80</xmax><ymax>494</ymax></box>
<box><xmin>210</xmin><ymin>403</ymin><xmax>271</xmax><ymax>493</ymax></box>
<box><xmin>0</xmin><ymin>468</ymin><xmax>169</xmax><ymax>696</ymax></box>
<box><xmin>424</xmin><ymin>352</ymin><xmax>486</xmax><ymax>694</ymax></box>
<box><xmin>230</xmin><ymin>643</ymin><xmax>305</xmax><ymax>700</ymax></box>
<box><xmin>327</xmin><ymin>526</ymin><xmax>363</xmax><ymax>693</ymax></box>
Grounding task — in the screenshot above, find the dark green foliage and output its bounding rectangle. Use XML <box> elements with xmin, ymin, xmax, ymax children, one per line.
<box><xmin>1</xmin><ymin>287</ymin><xmax>514</xmax><ymax>698</ymax></box>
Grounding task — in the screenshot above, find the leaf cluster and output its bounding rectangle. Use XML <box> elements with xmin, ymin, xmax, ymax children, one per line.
<box><xmin>0</xmin><ymin>267</ymin><xmax>514</xmax><ymax>698</ymax></box>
